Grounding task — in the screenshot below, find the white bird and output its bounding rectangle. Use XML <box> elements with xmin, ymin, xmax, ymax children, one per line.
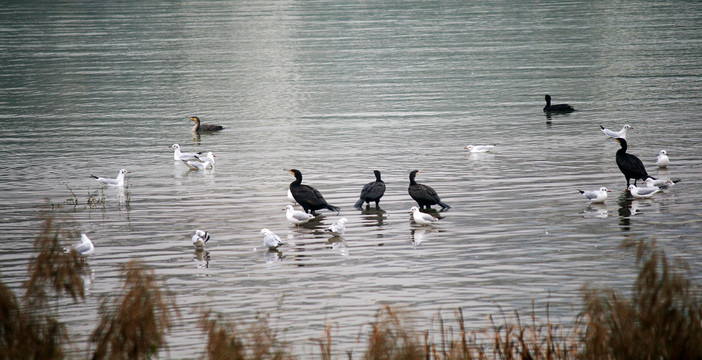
<box><xmin>90</xmin><ymin>169</ymin><xmax>130</xmax><ymax>187</ymax></box>
<box><xmin>183</xmin><ymin>151</ymin><xmax>215</xmax><ymax>170</ymax></box>
<box><xmin>627</xmin><ymin>184</ymin><xmax>660</xmax><ymax>199</ymax></box>
<box><xmin>260</xmin><ymin>228</ymin><xmax>283</xmax><ymax>249</ymax></box>
<box><xmin>65</xmin><ymin>233</ymin><xmax>95</xmax><ymax>260</ymax></box>
<box><xmin>600</xmin><ymin>124</ymin><xmax>633</xmax><ymax>139</ymax></box>
<box><xmin>578</xmin><ymin>187</ymin><xmax>611</xmax><ymax>203</ymax></box>
<box><xmin>170</xmin><ymin>143</ymin><xmax>202</xmax><ymax>162</ymax></box>
<box><xmin>656</xmin><ymin>150</ymin><xmax>670</xmax><ymax>168</ymax></box>
<box><xmin>464</xmin><ymin>144</ymin><xmax>496</xmax><ymax>153</ymax></box>
<box><xmin>645</xmin><ymin>177</ymin><xmax>677</xmax><ymax>189</ymax></box>
<box><xmin>410</xmin><ymin>206</ymin><xmax>439</xmax><ymax>225</ymax></box>
<box><xmin>325</xmin><ymin>217</ymin><xmax>348</xmax><ymax>236</ymax></box>
<box><xmin>285</xmin><ymin>204</ymin><xmax>314</xmax><ymax>225</ymax></box>
<box><xmin>192</xmin><ymin>230</ymin><xmax>210</xmax><ymax>249</ymax></box>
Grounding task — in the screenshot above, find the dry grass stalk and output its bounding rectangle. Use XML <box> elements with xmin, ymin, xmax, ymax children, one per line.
<box><xmin>198</xmin><ymin>310</ymin><xmax>294</xmax><ymax>360</ymax></box>
<box><xmin>90</xmin><ymin>260</ymin><xmax>178</xmax><ymax>360</ymax></box>
<box><xmin>580</xmin><ymin>240</ymin><xmax>702</xmax><ymax>359</ymax></box>
<box><xmin>361</xmin><ymin>305</ymin><xmax>427</xmax><ymax>360</ymax></box>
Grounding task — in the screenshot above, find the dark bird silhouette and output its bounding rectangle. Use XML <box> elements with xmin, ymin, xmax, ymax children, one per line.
<box><xmin>543</xmin><ymin>95</ymin><xmax>575</xmax><ymax>113</ymax></box>
<box><xmin>190</xmin><ymin>116</ymin><xmax>224</xmax><ymax>132</ymax></box>
<box><xmin>615</xmin><ymin>138</ymin><xmax>654</xmax><ymax>187</ymax></box>
<box><xmin>354</xmin><ymin>170</ymin><xmax>386</xmax><ymax>208</ymax></box>
<box><xmin>287</xmin><ymin>169</ymin><xmax>340</xmax><ymax>214</ymax></box>
<box><xmin>408</xmin><ymin>170</ymin><xmax>450</xmax><ymax>210</ymax></box>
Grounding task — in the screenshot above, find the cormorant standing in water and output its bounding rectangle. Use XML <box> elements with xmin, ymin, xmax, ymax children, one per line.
<box><xmin>408</xmin><ymin>170</ymin><xmax>450</xmax><ymax>210</ymax></box>
<box><xmin>543</xmin><ymin>95</ymin><xmax>575</xmax><ymax>113</ymax></box>
<box><xmin>287</xmin><ymin>169</ymin><xmax>340</xmax><ymax>214</ymax></box>
<box><xmin>354</xmin><ymin>170</ymin><xmax>386</xmax><ymax>208</ymax></box>
<box><xmin>190</xmin><ymin>116</ymin><xmax>224</xmax><ymax>132</ymax></box>
<box><xmin>615</xmin><ymin>138</ymin><xmax>653</xmax><ymax>187</ymax></box>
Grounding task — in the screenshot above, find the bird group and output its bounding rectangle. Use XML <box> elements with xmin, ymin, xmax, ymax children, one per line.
<box><xmin>579</xmin><ymin>121</ymin><xmax>677</xmax><ymax>203</ymax></box>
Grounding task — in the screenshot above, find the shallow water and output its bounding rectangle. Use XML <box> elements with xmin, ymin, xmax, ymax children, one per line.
<box><xmin>1</xmin><ymin>0</ymin><xmax>702</xmax><ymax>357</ymax></box>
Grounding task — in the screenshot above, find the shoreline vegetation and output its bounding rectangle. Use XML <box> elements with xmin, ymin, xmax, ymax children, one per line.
<box><xmin>1</xmin><ymin>210</ymin><xmax>701</xmax><ymax>359</ymax></box>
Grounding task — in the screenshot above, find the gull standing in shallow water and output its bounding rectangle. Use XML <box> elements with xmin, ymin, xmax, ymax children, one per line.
<box><xmin>183</xmin><ymin>151</ymin><xmax>215</xmax><ymax>170</ymax></box>
<box><xmin>410</xmin><ymin>206</ymin><xmax>439</xmax><ymax>225</ymax></box>
<box><xmin>170</xmin><ymin>144</ymin><xmax>202</xmax><ymax>162</ymax></box>
<box><xmin>464</xmin><ymin>145</ymin><xmax>495</xmax><ymax>153</ymax></box>
<box><xmin>325</xmin><ymin>218</ymin><xmax>348</xmax><ymax>236</ymax></box>
<box><xmin>627</xmin><ymin>184</ymin><xmax>661</xmax><ymax>199</ymax></box>
<box><xmin>600</xmin><ymin>124</ymin><xmax>633</xmax><ymax>139</ymax></box>
<box><xmin>65</xmin><ymin>234</ymin><xmax>95</xmax><ymax>261</ymax></box>
<box><xmin>285</xmin><ymin>204</ymin><xmax>314</xmax><ymax>225</ymax></box>
<box><xmin>91</xmin><ymin>169</ymin><xmax>130</xmax><ymax>187</ymax></box>
<box><xmin>578</xmin><ymin>187</ymin><xmax>611</xmax><ymax>203</ymax></box>
<box><xmin>192</xmin><ymin>230</ymin><xmax>210</xmax><ymax>249</ymax></box>
<box><xmin>656</xmin><ymin>150</ymin><xmax>670</xmax><ymax>168</ymax></box>
<box><xmin>260</xmin><ymin>228</ymin><xmax>283</xmax><ymax>249</ymax></box>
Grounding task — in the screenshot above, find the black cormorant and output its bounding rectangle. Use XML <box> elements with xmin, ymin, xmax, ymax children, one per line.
<box><xmin>191</xmin><ymin>116</ymin><xmax>224</xmax><ymax>132</ymax></box>
<box><xmin>615</xmin><ymin>138</ymin><xmax>653</xmax><ymax>187</ymax></box>
<box><xmin>354</xmin><ymin>170</ymin><xmax>386</xmax><ymax>208</ymax></box>
<box><xmin>408</xmin><ymin>170</ymin><xmax>450</xmax><ymax>210</ymax></box>
<box><xmin>543</xmin><ymin>95</ymin><xmax>575</xmax><ymax>113</ymax></box>
<box><xmin>287</xmin><ymin>169</ymin><xmax>340</xmax><ymax>214</ymax></box>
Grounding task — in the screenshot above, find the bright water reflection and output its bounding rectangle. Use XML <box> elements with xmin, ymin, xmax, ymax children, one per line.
<box><xmin>1</xmin><ymin>0</ymin><xmax>701</xmax><ymax>357</ymax></box>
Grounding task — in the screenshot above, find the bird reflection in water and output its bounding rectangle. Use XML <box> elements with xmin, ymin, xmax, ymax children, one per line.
<box><xmin>360</xmin><ymin>207</ymin><xmax>387</xmax><ymax>227</ymax></box>
<box><xmin>411</xmin><ymin>227</ymin><xmax>438</xmax><ymax>246</ymax></box>
<box><xmin>583</xmin><ymin>203</ymin><xmax>609</xmax><ymax>218</ymax></box>
<box><xmin>193</xmin><ymin>250</ymin><xmax>210</xmax><ymax>269</ymax></box>
<box><xmin>264</xmin><ymin>248</ymin><xmax>284</xmax><ymax>264</ymax></box>
<box><xmin>326</xmin><ymin>236</ymin><xmax>348</xmax><ymax>256</ymax></box>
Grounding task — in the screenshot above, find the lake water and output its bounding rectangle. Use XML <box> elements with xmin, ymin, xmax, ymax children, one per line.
<box><xmin>1</xmin><ymin>0</ymin><xmax>701</xmax><ymax>357</ymax></box>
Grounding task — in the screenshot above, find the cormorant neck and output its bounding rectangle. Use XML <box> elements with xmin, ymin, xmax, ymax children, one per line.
<box><xmin>409</xmin><ymin>173</ymin><xmax>417</xmax><ymax>185</ymax></box>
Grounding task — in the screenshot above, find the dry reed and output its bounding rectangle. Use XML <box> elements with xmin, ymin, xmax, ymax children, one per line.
<box><xmin>90</xmin><ymin>259</ymin><xmax>178</xmax><ymax>360</ymax></box>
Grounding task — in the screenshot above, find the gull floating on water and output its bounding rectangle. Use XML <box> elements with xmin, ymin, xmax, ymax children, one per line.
<box><xmin>464</xmin><ymin>144</ymin><xmax>496</xmax><ymax>153</ymax></box>
<box><xmin>656</xmin><ymin>150</ymin><xmax>670</xmax><ymax>168</ymax></box>
<box><xmin>183</xmin><ymin>151</ymin><xmax>215</xmax><ymax>170</ymax></box>
<box><xmin>325</xmin><ymin>217</ymin><xmax>348</xmax><ymax>236</ymax></box>
<box><xmin>170</xmin><ymin>144</ymin><xmax>202</xmax><ymax>162</ymax></box>
<box><xmin>90</xmin><ymin>169</ymin><xmax>129</xmax><ymax>187</ymax></box>
<box><xmin>65</xmin><ymin>234</ymin><xmax>95</xmax><ymax>260</ymax></box>
<box><xmin>410</xmin><ymin>206</ymin><xmax>439</xmax><ymax>225</ymax></box>
<box><xmin>578</xmin><ymin>187</ymin><xmax>611</xmax><ymax>203</ymax></box>
<box><xmin>627</xmin><ymin>184</ymin><xmax>660</xmax><ymax>199</ymax></box>
<box><xmin>192</xmin><ymin>230</ymin><xmax>210</xmax><ymax>249</ymax></box>
<box><xmin>285</xmin><ymin>204</ymin><xmax>314</xmax><ymax>225</ymax></box>
<box><xmin>260</xmin><ymin>228</ymin><xmax>283</xmax><ymax>249</ymax></box>
<box><xmin>600</xmin><ymin>124</ymin><xmax>633</xmax><ymax>139</ymax></box>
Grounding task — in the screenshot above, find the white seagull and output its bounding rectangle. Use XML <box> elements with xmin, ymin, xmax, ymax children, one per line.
<box><xmin>65</xmin><ymin>233</ymin><xmax>95</xmax><ymax>260</ymax></box>
<box><xmin>285</xmin><ymin>204</ymin><xmax>314</xmax><ymax>225</ymax></box>
<box><xmin>170</xmin><ymin>144</ymin><xmax>202</xmax><ymax>162</ymax></box>
<box><xmin>600</xmin><ymin>124</ymin><xmax>633</xmax><ymax>139</ymax></box>
<box><xmin>90</xmin><ymin>169</ymin><xmax>130</xmax><ymax>187</ymax></box>
<box><xmin>183</xmin><ymin>151</ymin><xmax>215</xmax><ymax>170</ymax></box>
<box><xmin>410</xmin><ymin>206</ymin><xmax>439</xmax><ymax>225</ymax></box>
<box><xmin>464</xmin><ymin>144</ymin><xmax>496</xmax><ymax>153</ymax></box>
<box><xmin>260</xmin><ymin>228</ymin><xmax>283</xmax><ymax>249</ymax></box>
<box><xmin>645</xmin><ymin>177</ymin><xmax>677</xmax><ymax>189</ymax></box>
<box><xmin>656</xmin><ymin>150</ymin><xmax>670</xmax><ymax>168</ymax></box>
<box><xmin>578</xmin><ymin>187</ymin><xmax>611</xmax><ymax>203</ymax></box>
<box><xmin>325</xmin><ymin>217</ymin><xmax>348</xmax><ymax>236</ymax></box>
<box><xmin>627</xmin><ymin>184</ymin><xmax>660</xmax><ymax>199</ymax></box>
<box><xmin>192</xmin><ymin>230</ymin><xmax>210</xmax><ymax>249</ymax></box>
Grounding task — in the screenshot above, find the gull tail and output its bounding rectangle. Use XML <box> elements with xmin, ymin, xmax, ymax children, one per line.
<box><xmin>90</xmin><ymin>174</ymin><xmax>99</xmax><ymax>179</ymax></box>
<box><xmin>672</xmin><ymin>178</ymin><xmax>681</xmax><ymax>184</ymax></box>
<box><xmin>354</xmin><ymin>198</ymin><xmax>365</xmax><ymax>208</ymax></box>
<box><xmin>326</xmin><ymin>204</ymin><xmax>341</xmax><ymax>213</ymax></box>
<box><xmin>599</xmin><ymin>125</ymin><xmax>605</xmax><ymax>130</ymax></box>
<box><xmin>438</xmin><ymin>201</ymin><xmax>451</xmax><ymax>210</ymax></box>
<box><xmin>578</xmin><ymin>190</ymin><xmax>585</xmax><ymax>194</ymax></box>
